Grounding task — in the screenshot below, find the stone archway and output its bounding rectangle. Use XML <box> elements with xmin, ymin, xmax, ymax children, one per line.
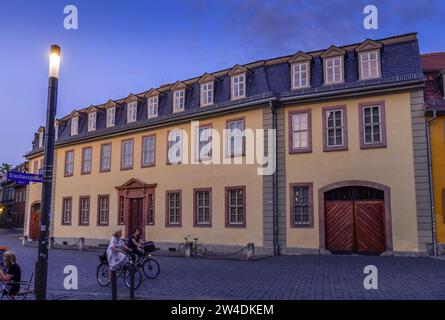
<box><xmin>318</xmin><ymin>180</ymin><xmax>392</xmax><ymax>255</ymax></box>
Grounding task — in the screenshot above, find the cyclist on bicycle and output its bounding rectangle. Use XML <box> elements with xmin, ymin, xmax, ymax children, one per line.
<box><xmin>0</xmin><ymin>251</ymin><xmax>21</xmax><ymax>299</ymax></box>
<box><xmin>107</xmin><ymin>229</ymin><xmax>130</xmax><ymax>271</ymax></box>
<box><xmin>128</xmin><ymin>228</ymin><xmax>144</xmax><ymax>261</ymax></box>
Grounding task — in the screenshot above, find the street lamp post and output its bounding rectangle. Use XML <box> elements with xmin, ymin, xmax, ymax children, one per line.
<box><xmin>35</xmin><ymin>45</ymin><xmax>61</xmax><ymax>300</ymax></box>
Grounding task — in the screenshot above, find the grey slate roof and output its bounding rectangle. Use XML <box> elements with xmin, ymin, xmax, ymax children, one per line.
<box><xmin>27</xmin><ymin>34</ymin><xmax>425</xmax><ymax>157</ymax></box>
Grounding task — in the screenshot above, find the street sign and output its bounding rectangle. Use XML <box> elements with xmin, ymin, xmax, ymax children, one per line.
<box><xmin>7</xmin><ymin>171</ymin><xmax>42</xmax><ymax>185</ymax></box>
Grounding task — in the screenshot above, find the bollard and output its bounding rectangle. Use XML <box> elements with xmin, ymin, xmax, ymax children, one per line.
<box><xmin>129</xmin><ymin>260</ymin><xmax>135</xmax><ymax>300</ymax></box>
<box><xmin>49</xmin><ymin>237</ymin><xmax>55</xmax><ymax>249</ymax></box>
<box><xmin>22</xmin><ymin>235</ymin><xmax>28</xmax><ymax>246</ymax></box>
<box><xmin>246</xmin><ymin>243</ymin><xmax>255</xmax><ymax>260</ymax></box>
<box><xmin>111</xmin><ymin>270</ymin><xmax>117</xmax><ymax>300</ymax></box>
<box><xmin>79</xmin><ymin>237</ymin><xmax>85</xmax><ymax>251</ymax></box>
<box><xmin>185</xmin><ymin>242</ymin><xmax>191</xmax><ymax>257</ymax></box>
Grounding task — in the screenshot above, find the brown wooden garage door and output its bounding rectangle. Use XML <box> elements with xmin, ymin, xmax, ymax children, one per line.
<box><xmin>325</xmin><ymin>200</ymin><xmax>385</xmax><ymax>254</ymax></box>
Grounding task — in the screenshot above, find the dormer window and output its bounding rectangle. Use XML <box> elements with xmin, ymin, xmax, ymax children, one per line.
<box><xmin>355</xmin><ymin>39</ymin><xmax>383</xmax><ymax>81</ymax></box>
<box><xmin>127</xmin><ymin>101</ymin><xmax>137</xmax><ymax>123</ymax></box>
<box><xmin>359</xmin><ymin>51</ymin><xmax>380</xmax><ymax>80</ymax></box>
<box><xmin>321</xmin><ymin>46</ymin><xmax>346</xmax><ymax>85</ymax></box>
<box><xmin>71</xmin><ymin>116</ymin><xmax>79</xmax><ymax>136</ymax></box>
<box><xmin>292</xmin><ymin>62</ymin><xmax>310</xmax><ymax>89</ymax></box>
<box><xmin>38</xmin><ymin>130</ymin><xmax>44</xmax><ymax>148</ymax></box>
<box><xmin>148</xmin><ymin>96</ymin><xmax>158</xmax><ymax>118</ymax></box>
<box><xmin>231</xmin><ymin>73</ymin><xmax>246</xmax><ymax>99</ymax></box>
<box><xmin>173</xmin><ymin>90</ymin><xmax>185</xmax><ymax>112</ymax></box>
<box><xmin>88</xmin><ymin>112</ymin><xmax>97</xmax><ymax>132</ymax></box>
<box><xmin>201</xmin><ymin>82</ymin><xmax>213</xmax><ymax>106</ymax></box>
<box><xmin>325</xmin><ymin>57</ymin><xmax>343</xmax><ymax>84</ymax></box>
<box><xmin>106</xmin><ymin>107</ymin><xmax>115</xmax><ymax>128</ymax></box>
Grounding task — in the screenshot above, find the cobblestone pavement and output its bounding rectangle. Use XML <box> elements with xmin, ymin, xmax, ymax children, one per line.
<box><xmin>1</xmin><ymin>229</ymin><xmax>445</xmax><ymax>300</ymax></box>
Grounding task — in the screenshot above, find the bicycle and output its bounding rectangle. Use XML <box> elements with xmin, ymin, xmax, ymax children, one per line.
<box><xmin>0</xmin><ymin>272</ymin><xmax>34</xmax><ymax>300</ymax></box>
<box><xmin>178</xmin><ymin>236</ymin><xmax>207</xmax><ymax>257</ymax></box>
<box><xmin>134</xmin><ymin>241</ymin><xmax>160</xmax><ymax>280</ymax></box>
<box><xmin>96</xmin><ymin>251</ymin><xmax>142</xmax><ymax>289</ymax></box>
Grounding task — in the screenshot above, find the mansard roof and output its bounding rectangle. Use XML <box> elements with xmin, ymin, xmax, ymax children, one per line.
<box><xmin>25</xmin><ymin>33</ymin><xmax>426</xmax><ymax>158</ymax></box>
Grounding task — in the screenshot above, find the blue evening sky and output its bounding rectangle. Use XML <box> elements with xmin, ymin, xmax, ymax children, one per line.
<box><xmin>0</xmin><ymin>0</ymin><xmax>444</xmax><ymax>164</ymax></box>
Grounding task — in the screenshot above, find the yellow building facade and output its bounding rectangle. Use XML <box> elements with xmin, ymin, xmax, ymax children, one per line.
<box><xmin>24</xmin><ymin>34</ymin><xmax>434</xmax><ymax>255</ymax></box>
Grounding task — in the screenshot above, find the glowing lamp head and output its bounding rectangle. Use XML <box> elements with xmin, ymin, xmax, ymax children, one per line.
<box><xmin>49</xmin><ymin>45</ymin><xmax>61</xmax><ymax>79</ymax></box>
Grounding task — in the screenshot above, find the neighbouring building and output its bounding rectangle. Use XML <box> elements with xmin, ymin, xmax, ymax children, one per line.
<box><xmin>421</xmin><ymin>52</ymin><xmax>445</xmax><ymax>255</ymax></box>
<box><xmin>24</xmin><ymin>33</ymin><xmax>433</xmax><ymax>255</ymax></box>
<box><xmin>0</xmin><ymin>162</ymin><xmax>28</xmax><ymax>228</ymax></box>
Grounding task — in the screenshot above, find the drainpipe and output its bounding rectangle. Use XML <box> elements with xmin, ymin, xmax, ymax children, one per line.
<box><xmin>426</xmin><ymin>109</ymin><xmax>438</xmax><ymax>256</ymax></box>
<box><xmin>269</xmin><ymin>99</ymin><xmax>279</xmax><ymax>256</ymax></box>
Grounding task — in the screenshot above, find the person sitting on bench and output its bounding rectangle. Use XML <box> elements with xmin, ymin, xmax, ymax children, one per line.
<box><xmin>0</xmin><ymin>251</ymin><xmax>21</xmax><ymax>299</ymax></box>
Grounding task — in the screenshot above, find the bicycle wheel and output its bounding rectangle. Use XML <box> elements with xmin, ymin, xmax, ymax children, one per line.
<box><xmin>124</xmin><ymin>266</ymin><xmax>142</xmax><ymax>290</ymax></box>
<box><xmin>96</xmin><ymin>263</ymin><xmax>110</xmax><ymax>286</ymax></box>
<box><xmin>142</xmin><ymin>257</ymin><xmax>160</xmax><ymax>279</ymax></box>
<box><xmin>178</xmin><ymin>243</ymin><xmax>186</xmax><ymax>256</ymax></box>
<box><xmin>196</xmin><ymin>244</ymin><xmax>207</xmax><ymax>257</ymax></box>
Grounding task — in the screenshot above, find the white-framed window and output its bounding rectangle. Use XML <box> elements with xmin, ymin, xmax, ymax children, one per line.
<box><xmin>62</xmin><ymin>198</ymin><xmax>72</xmax><ymax>225</ymax></box>
<box><xmin>106</xmin><ymin>107</ymin><xmax>115</xmax><ymax>128</ymax></box>
<box><xmin>167</xmin><ymin>191</ymin><xmax>181</xmax><ymax>225</ymax></box>
<box><xmin>81</xmin><ymin>147</ymin><xmax>92</xmax><ymax>174</ymax></box>
<box><xmin>292</xmin><ymin>62</ymin><xmax>310</xmax><ymax>89</ymax></box>
<box><xmin>360</xmin><ymin>51</ymin><xmax>380</xmax><ymax>79</ymax></box>
<box><xmin>195</xmin><ymin>190</ymin><xmax>211</xmax><ymax>225</ymax></box>
<box><xmin>196</xmin><ymin>125</ymin><xmax>212</xmax><ymax>161</ymax></box>
<box><xmin>142</xmin><ymin>135</ymin><xmax>156</xmax><ymax>166</ymax></box>
<box><xmin>324</xmin><ymin>57</ymin><xmax>343</xmax><ymax>84</ymax></box>
<box><xmin>79</xmin><ymin>197</ymin><xmax>90</xmax><ymax>225</ymax></box>
<box><xmin>64</xmin><ymin>150</ymin><xmax>74</xmax><ymax>176</ymax></box>
<box><xmin>121</xmin><ymin>139</ymin><xmax>133</xmax><ymax>169</ymax></box>
<box><xmin>226</xmin><ymin>187</ymin><xmax>245</xmax><ymax>226</ymax></box>
<box><xmin>362</xmin><ymin>105</ymin><xmax>383</xmax><ymax>144</ymax></box>
<box><xmin>231</xmin><ymin>74</ymin><xmax>246</xmax><ymax>99</ymax></box>
<box><xmin>100</xmin><ymin>143</ymin><xmax>112</xmax><ymax>172</ymax></box>
<box><xmin>38</xmin><ymin>131</ymin><xmax>44</xmax><ymax>148</ymax></box>
<box><xmin>167</xmin><ymin>129</ymin><xmax>183</xmax><ymax>164</ymax></box>
<box><xmin>88</xmin><ymin>112</ymin><xmax>97</xmax><ymax>132</ymax></box>
<box><xmin>227</xmin><ymin>119</ymin><xmax>244</xmax><ymax>157</ymax></box>
<box><xmin>71</xmin><ymin>116</ymin><xmax>79</xmax><ymax>136</ymax></box>
<box><xmin>173</xmin><ymin>90</ymin><xmax>185</xmax><ymax>112</ymax></box>
<box><xmin>325</xmin><ymin>109</ymin><xmax>345</xmax><ymax>147</ymax></box>
<box><xmin>127</xmin><ymin>101</ymin><xmax>137</xmax><ymax>123</ymax></box>
<box><xmin>148</xmin><ymin>96</ymin><xmax>158</xmax><ymax>118</ymax></box>
<box><xmin>290</xmin><ymin>111</ymin><xmax>310</xmax><ymax>152</ymax></box>
<box><xmin>98</xmin><ymin>196</ymin><xmax>109</xmax><ymax>225</ymax></box>
<box><xmin>201</xmin><ymin>82</ymin><xmax>213</xmax><ymax>106</ymax></box>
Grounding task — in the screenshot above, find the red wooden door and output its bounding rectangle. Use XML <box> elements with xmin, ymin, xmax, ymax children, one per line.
<box><xmin>30</xmin><ymin>204</ymin><xmax>40</xmax><ymax>240</ymax></box>
<box><xmin>354</xmin><ymin>201</ymin><xmax>386</xmax><ymax>254</ymax></box>
<box><xmin>129</xmin><ymin>198</ymin><xmax>143</xmax><ymax>236</ymax></box>
<box><xmin>325</xmin><ymin>201</ymin><xmax>355</xmax><ymax>253</ymax></box>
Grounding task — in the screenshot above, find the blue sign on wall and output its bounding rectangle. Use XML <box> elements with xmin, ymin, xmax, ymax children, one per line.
<box><xmin>7</xmin><ymin>171</ymin><xmax>42</xmax><ymax>185</ymax></box>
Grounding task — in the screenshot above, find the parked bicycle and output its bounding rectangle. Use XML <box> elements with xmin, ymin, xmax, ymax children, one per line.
<box><xmin>96</xmin><ymin>251</ymin><xmax>142</xmax><ymax>289</ymax></box>
<box><xmin>178</xmin><ymin>236</ymin><xmax>206</xmax><ymax>257</ymax></box>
